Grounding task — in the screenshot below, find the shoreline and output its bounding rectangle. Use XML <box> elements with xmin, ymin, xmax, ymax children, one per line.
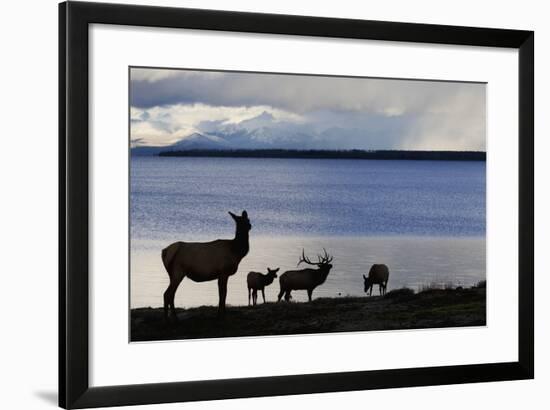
<box><xmin>131</xmin><ymin>286</ymin><xmax>486</xmax><ymax>341</ymax></box>
<box><xmin>155</xmin><ymin>149</ymin><xmax>486</xmax><ymax>161</ymax></box>
<box><xmin>130</xmin><ymin>236</ymin><xmax>486</xmax><ymax>309</ymax></box>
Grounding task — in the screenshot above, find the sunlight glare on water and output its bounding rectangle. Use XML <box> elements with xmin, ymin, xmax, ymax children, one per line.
<box><xmin>130</xmin><ymin>157</ymin><xmax>485</xmax><ymax>308</ymax></box>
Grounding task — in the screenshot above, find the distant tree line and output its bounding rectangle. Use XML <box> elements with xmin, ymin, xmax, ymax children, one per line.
<box><xmin>158</xmin><ymin>149</ymin><xmax>486</xmax><ymax>161</ymax></box>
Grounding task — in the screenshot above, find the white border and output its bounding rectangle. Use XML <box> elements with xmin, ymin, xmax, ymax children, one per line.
<box><xmin>90</xmin><ymin>24</ymin><xmax>518</xmax><ymax>387</ymax></box>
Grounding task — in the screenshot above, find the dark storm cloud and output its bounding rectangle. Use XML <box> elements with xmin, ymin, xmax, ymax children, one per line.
<box><xmin>129</xmin><ymin>68</ymin><xmax>486</xmax><ymax>150</ymax></box>
<box><xmin>130</xmin><ymin>68</ymin><xmax>484</xmax><ymax>114</ymax></box>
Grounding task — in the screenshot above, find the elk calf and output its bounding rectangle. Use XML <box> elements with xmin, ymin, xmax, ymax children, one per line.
<box><xmin>278</xmin><ymin>249</ymin><xmax>333</xmax><ymax>302</ymax></box>
<box><xmin>363</xmin><ymin>264</ymin><xmax>390</xmax><ymax>296</ymax></box>
<box><xmin>247</xmin><ymin>267</ymin><xmax>279</xmax><ymax>305</ymax></box>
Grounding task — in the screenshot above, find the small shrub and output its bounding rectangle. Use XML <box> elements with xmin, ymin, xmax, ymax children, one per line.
<box><xmin>385</xmin><ymin>287</ymin><xmax>415</xmax><ymax>299</ymax></box>
<box><xmin>419</xmin><ymin>281</ymin><xmax>459</xmax><ymax>292</ymax></box>
<box><xmin>443</xmin><ymin>281</ymin><xmax>456</xmax><ymax>290</ymax></box>
<box><xmin>419</xmin><ymin>281</ymin><xmax>442</xmax><ymax>292</ymax></box>
<box><xmin>473</xmin><ymin>280</ymin><xmax>486</xmax><ymax>289</ymax></box>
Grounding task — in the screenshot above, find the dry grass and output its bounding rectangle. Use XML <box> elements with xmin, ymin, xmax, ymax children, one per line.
<box><xmin>131</xmin><ymin>286</ymin><xmax>486</xmax><ymax>342</ymax></box>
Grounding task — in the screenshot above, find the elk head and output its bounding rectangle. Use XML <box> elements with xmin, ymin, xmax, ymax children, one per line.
<box><xmin>363</xmin><ymin>274</ymin><xmax>371</xmax><ymax>293</ymax></box>
<box><xmin>229</xmin><ymin>210</ymin><xmax>252</xmax><ymax>232</ymax></box>
<box><xmin>267</xmin><ymin>267</ymin><xmax>280</xmax><ymax>278</ymax></box>
<box><xmin>298</xmin><ymin>248</ymin><xmax>334</xmax><ymax>272</ymax></box>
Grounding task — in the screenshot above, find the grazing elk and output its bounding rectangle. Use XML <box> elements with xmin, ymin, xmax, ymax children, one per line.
<box><xmin>161</xmin><ymin>210</ymin><xmax>251</xmax><ymax>319</ymax></box>
<box><xmin>278</xmin><ymin>249</ymin><xmax>333</xmax><ymax>302</ymax></box>
<box><xmin>363</xmin><ymin>264</ymin><xmax>390</xmax><ymax>296</ymax></box>
<box><xmin>247</xmin><ymin>267</ymin><xmax>280</xmax><ymax>306</ymax></box>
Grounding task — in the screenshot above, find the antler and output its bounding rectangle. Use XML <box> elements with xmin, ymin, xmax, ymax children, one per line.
<box><xmin>297</xmin><ymin>249</ymin><xmax>317</xmax><ymax>266</ymax></box>
<box><xmin>299</xmin><ymin>248</ymin><xmax>333</xmax><ymax>266</ymax></box>
<box><xmin>318</xmin><ymin>248</ymin><xmax>333</xmax><ymax>265</ymax></box>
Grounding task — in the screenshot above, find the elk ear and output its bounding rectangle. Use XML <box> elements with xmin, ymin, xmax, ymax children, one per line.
<box><xmin>228</xmin><ymin>211</ymin><xmax>237</xmax><ymax>220</ymax></box>
<box><xmin>242</xmin><ymin>210</ymin><xmax>248</xmax><ymax>218</ymax></box>
<box><xmin>363</xmin><ymin>274</ymin><xmax>367</xmax><ymax>280</ymax></box>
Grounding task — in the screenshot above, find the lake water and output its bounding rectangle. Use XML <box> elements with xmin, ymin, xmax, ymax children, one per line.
<box><xmin>130</xmin><ymin>157</ymin><xmax>485</xmax><ymax>308</ymax></box>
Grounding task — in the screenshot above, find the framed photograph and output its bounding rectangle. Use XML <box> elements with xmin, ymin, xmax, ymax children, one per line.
<box><xmin>59</xmin><ymin>1</ymin><xmax>534</xmax><ymax>408</ymax></box>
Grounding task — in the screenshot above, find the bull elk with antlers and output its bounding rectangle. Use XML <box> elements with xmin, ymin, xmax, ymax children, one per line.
<box><xmin>277</xmin><ymin>249</ymin><xmax>334</xmax><ymax>302</ymax></box>
<box><xmin>161</xmin><ymin>210</ymin><xmax>251</xmax><ymax>319</ymax></box>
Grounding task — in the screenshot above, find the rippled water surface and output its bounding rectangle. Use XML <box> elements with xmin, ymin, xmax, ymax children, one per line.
<box><xmin>130</xmin><ymin>157</ymin><xmax>485</xmax><ymax>308</ymax></box>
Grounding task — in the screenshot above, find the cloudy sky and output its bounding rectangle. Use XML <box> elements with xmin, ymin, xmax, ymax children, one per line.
<box><xmin>130</xmin><ymin>67</ymin><xmax>486</xmax><ymax>151</ymax></box>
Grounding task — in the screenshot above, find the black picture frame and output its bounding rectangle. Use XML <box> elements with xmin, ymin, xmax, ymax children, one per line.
<box><xmin>59</xmin><ymin>1</ymin><xmax>534</xmax><ymax>408</ymax></box>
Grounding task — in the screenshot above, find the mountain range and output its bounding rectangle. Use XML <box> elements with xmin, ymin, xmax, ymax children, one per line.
<box><xmin>130</xmin><ymin>129</ymin><xmax>485</xmax><ymax>161</ymax></box>
<box><xmin>131</xmin><ymin>128</ymin><xmax>334</xmax><ymax>156</ymax></box>
<box><xmin>131</xmin><ymin>108</ymin><xmax>372</xmax><ymax>155</ymax></box>
<box><xmin>131</xmin><ymin>133</ymin><xmax>227</xmax><ymax>156</ymax></box>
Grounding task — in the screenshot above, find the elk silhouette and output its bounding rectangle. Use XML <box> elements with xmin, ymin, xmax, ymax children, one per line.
<box><xmin>161</xmin><ymin>210</ymin><xmax>251</xmax><ymax>319</ymax></box>
<box><xmin>363</xmin><ymin>264</ymin><xmax>390</xmax><ymax>296</ymax></box>
<box><xmin>278</xmin><ymin>249</ymin><xmax>333</xmax><ymax>302</ymax></box>
<box><xmin>247</xmin><ymin>267</ymin><xmax>279</xmax><ymax>306</ymax></box>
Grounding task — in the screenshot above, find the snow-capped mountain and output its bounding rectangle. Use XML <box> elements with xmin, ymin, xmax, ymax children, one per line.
<box><xmin>168</xmin><ymin>132</ymin><xmax>230</xmax><ymax>150</ymax></box>
<box><xmin>131</xmin><ymin>129</ymin><xmax>327</xmax><ymax>155</ymax></box>
<box><xmin>130</xmin><ymin>111</ymin><xmax>346</xmax><ymax>155</ymax></box>
<box><xmin>131</xmin><ymin>132</ymin><xmax>230</xmax><ymax>155</ymax></box>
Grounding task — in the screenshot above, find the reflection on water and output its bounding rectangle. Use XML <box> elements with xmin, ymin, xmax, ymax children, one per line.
<box><xmin>130</xmin><ymin>236</ymin><xmax>485</xmax><ymax>308</ymax></box>
<box><xmin>130</xmin><ymin>157</ymin><xmax>486</xmax><ymax>308</ymax></box>
<box><xmin>131</xmin><ymin>157</ymin><xmax>486</xmax><ymax>240</ymax></box>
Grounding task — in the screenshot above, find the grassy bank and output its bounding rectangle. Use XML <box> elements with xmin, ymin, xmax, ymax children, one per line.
<box><xmin>131</xmin><ymin>286</ymin><xmax>486</xmax><ymax>341</ymax></box>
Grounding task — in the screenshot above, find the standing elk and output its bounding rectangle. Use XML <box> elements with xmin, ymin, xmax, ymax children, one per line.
<box><xmin>278</xmin><ymin>249</ymin><xmax>333</xmax><ymax>302</ymax></box>
<box><xmin>363</xmin><ymin>264</ymin><xmax>390</xmax><ymax>296</ymax></box>
<box><xmin>247</xmin><ymin>267</ymin><xmax>279</xmax><ymax>306</ymax></box>
<box><xmin>161</xmin><ymin>210</ymin><xmax>251</xmax><ymax>319</ymax></box>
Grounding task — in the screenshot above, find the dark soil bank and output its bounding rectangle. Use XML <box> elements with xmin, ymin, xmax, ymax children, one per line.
<box><xmin>130</xmin><ymin>287</ymin><xmax>486</xmax><ymax>341</ymax></box>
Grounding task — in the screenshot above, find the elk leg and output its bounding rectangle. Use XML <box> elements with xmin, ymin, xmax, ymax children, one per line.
<box><xmin>164</xmin><ymin>273</ymin><xmax>184</xmax><ymax>320</ymax></box>
<box><xmin>248</xmin><ymin>287</ymin><xmax>251</xmax><ymax>306</ymax></box>
<box><xmin>307</xmin><ymin>289</ymin><xmax>313</xmax><ymax>302</ymax></box>
<box><xmin>284</xmin><ymin>290</ymin><xmax>291</xmax><ymax>302</ymax></box>
<box><xmin>163</xmin><ymin>284</ymin><xmax>172</xmax><ymax>319</ymax></box>
<box><xmin>218</xmin><ymin>275</ymin><xmax>228</xmax><ymax>316</ymax></box>
<box><xmin>261</xmin><ymin>289</ymin><xmax>266</xmax><ymax>303</ymax></box>
<box><xmin>277</xmin><ymin>288</ymin><xmax>285</xmax><ymax>302</ymax></box>
<box><xmin>163</xmin><ymin>282</ymin><xmax>178</xmax><ymax>320</ymax></box>
<box><xmin>252</xmin><ymin>290</ymin><xmax>258</xmax><ymax>306</ymax></box>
